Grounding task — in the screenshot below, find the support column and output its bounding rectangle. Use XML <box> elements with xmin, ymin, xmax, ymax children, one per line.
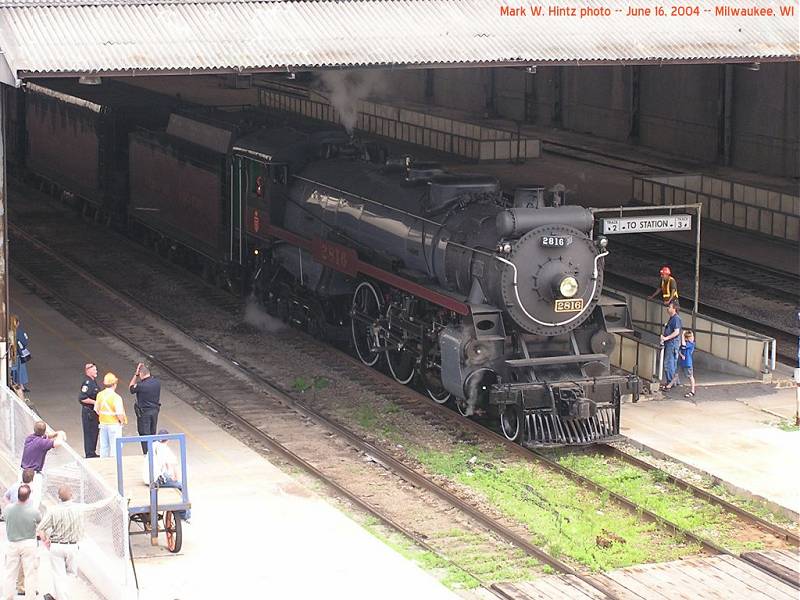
<box><xmin>628</xmin><ymin>66</ymin><xmax>641</xmax><ymax>143</ymax></box>
<box><xmin>719</xmin><ymin>64</ymin><xmax>734</xmax><ymax>166</ymax></box>
<box><xmin>553</xmin><ymin>67</ymin><xmax>563</xmax><ymax>127</ymax></box>
<box><xmin>0</xmin><ymin>84</ymin><xmax>9</xmax><ymax>388</ymax></box>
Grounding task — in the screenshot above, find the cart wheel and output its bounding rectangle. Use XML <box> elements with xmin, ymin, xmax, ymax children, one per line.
<box><xmin>164</xmin><ymin>511</ymin><xmax>182</xmax><ymax>553</ymax></box>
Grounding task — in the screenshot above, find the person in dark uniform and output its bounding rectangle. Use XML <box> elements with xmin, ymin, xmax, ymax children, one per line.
<box><xmin>78</xmin><ymin>363</ymin><xmax>100</xmax><ymax>458</ymax></box>
<box><xmin>129</xmin><ymin>362</ymin><xmax>161</xmax><ymax>454</ymax></box>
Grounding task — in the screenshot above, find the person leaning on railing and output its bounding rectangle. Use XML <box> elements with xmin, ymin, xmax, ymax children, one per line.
<box><xmin>20</xmin><ymin>421</ymin><xmax>66</xmax><ymax>506</ymax></box>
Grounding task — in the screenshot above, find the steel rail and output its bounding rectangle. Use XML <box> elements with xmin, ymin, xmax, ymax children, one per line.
<box><xmin>340</xmin><ymin>364</ymin><xmax>800</xmax><ymax>590</ymax></box>
<box><xmin>9</xmin><ymin>223</ymin><xmax>623</xmax><ymax>600</ymax></box>
<box><xmin>596</xmin><ymin>444</ymin><xmax>800</xmax><ymax>546</ymax></box>
<box><xmin>9</xmin><ymin>240</ymin><xmax>516</xmax><ymax>600</ymax></box>
<box><xmin>13</xmin><ymin>212</ymin><xmax>796</xmax><ymax>592</ymax></box>
<box><xmin>607</xmin><ymin>234</ymin><xmax>799</xmax><ymax>304</ymax></box>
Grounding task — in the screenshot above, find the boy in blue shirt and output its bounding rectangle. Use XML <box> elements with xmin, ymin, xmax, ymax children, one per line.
<box><xmin>679</xmin><ymin>330</ymin><xmax>696</xmax><ymax>398</ymax></box>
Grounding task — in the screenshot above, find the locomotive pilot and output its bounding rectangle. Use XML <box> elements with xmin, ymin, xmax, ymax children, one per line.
<box><xmin>649</xmin><ymin>266</ymin><xmax>679</xmax><ymax>305</ymax></box>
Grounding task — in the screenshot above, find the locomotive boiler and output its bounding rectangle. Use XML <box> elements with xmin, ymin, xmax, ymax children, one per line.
<box><xmin>238</xmin><ymin>133</ymin><xmax>638</xmax><ymax>446</ymax></box>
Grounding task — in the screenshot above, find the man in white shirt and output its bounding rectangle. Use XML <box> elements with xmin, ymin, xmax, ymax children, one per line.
<box><xmin>141</xmin><ymin>430</ymin><xmax>190</xmax><ymax>522</ymax></box>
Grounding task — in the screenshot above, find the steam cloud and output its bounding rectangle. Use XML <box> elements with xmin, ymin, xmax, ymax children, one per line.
<box><xmin>244</xmin><ymin>295</ymin><xmax>286</xmax><ymax>333</ymax></box>
<box><xmin>316</xmin><ymin>70</ymin><xmax>388</xmax><ymax>135</ymax></box>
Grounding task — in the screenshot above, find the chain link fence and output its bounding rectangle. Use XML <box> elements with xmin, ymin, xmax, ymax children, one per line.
<box><xmin>0</xmin><ymin>385</ymin><xmax>134</xmax><ymax>600</ymax></box>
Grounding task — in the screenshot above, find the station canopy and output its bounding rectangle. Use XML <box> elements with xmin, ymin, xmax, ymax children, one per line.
<box><xmin>1</xmin><ymin>0</ymin><xmax>798</xmax><ymax>85</ymax></box>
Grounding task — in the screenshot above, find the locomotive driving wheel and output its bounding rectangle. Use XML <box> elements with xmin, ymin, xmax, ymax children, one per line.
<box><xmin>386</xmin><ymin>344</ymin><xmax>415</xmax><ymax>384</ymax></box>
<box><xmin>420</xmin><ymin>365</ymin><xmax>450</xmax><ymax>404</ymax></box>
<box><xmin>351</xmin><ymin>282</ymin><xmax>383</xmax><ymax>367</ymax></box>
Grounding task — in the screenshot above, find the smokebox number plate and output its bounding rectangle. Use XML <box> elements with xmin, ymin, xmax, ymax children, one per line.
<box><xmin>555</xmin><ymin>299</ymin><xmax>584</xmax><ymax>313</ymax></box>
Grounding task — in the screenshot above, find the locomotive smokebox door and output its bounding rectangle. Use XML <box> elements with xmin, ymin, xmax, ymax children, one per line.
<box><xmin>498</xmin><ymin>224</ymin><xmax>602</xmax><ymax>336</ymax></box>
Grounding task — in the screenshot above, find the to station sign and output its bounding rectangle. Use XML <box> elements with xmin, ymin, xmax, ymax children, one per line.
<box><xmin>601</xmin><ymin>214</ymin><xmax>692</xmax><ymax>235</ymax></box>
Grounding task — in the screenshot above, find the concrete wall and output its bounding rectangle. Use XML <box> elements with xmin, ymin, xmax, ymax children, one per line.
<box><xmin>638</xmin><ymin>64</ymin><xmax>721</xmax><ymax>162</ymax></box>
<box><xmin>384</xmin><ymin>63</ymin><xmax>799</xmax><ymax>180</ymax></box>
<box><xmin>561</xmin><ymin>66</ymin><xmax>631</xmax><ymax>140</ymax></box>
<box><xmin>433</xmin><ymin>68</ymin><xmax>492</xmax><ymax>114</ymax></box>
<box><xmin>382</xmin><ymin>70</ymin><xmax>428</xmax><ymax>105</ymax></box>
<box><xmin>730</xmin><ymin>62</ymin><xmax>800</xmax><ymax>179</ymax></box>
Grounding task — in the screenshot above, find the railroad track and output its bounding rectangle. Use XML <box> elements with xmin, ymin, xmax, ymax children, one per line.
<box><xmin>603</xmin><ymin>236</ymin><xmax>797</xmax><ymax>365</ymax></box>
<box><xmin>9</xmin><ymin>189</ymin><xmax>798</xmax><ymax>596</ymax></box>
<box><xmin>596</xmin><ymin>444</ymin><xmax>799</xmax><ymax>546</ymax></box>
<box><xmin>9</xmin><ymin>222</ymin><xmax>625</xmax><ymax>599</ymax></box>
<box><xmin>608</xmin><ymin>233</ymin><xmax>799</xmax><ymax>305</ymax></box>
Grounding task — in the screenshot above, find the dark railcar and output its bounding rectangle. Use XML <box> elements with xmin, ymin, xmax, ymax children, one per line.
<box><xmin>24</xmin><ymin>79</ymin><xmax>178</xmax><ymax>220</ymax></box>
<box><xmin>128</xmin><ymin>109</ymin><xmax>284</xmax><ymax>282</ymax></box>
<box><xmin>129</xmin><ymin>117</ymin><xmax>232</xmax><ymax>262</ymax></box>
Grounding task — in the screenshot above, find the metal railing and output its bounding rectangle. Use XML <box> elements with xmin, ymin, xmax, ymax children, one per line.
<box><xmin>0</xmin><ymin>386</ymin><xmax>134</xmax><ymax>600</ymax></box>
<box><xmin>607</xmin><ymin>289</ymin><xmax>775</xmax><ymax>381</ymax></box>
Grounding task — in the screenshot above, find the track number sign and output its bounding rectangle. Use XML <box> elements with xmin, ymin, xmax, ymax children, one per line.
<box><xmin>602</xmin><ymin>215</ymin><xmax>691</xmax><ymax>234</ymax></box>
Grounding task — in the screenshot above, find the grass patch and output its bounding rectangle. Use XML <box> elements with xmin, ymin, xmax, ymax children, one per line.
<box><xmin>707</xmin><ymin>482</ymin><xmax>799</xmax><ymax>529</ymax></box>
<box><xmin>412</xmin><ymin>446</ymin><xmax>699</xmax><ymax>571</ymax></box>
<box><xmin>354</xmin><ymin>404</ymin><xmax>379</xmax><ymax>430</ymax></box>
<box><xmin>777</xmin><ymin>420</ymin><xmax>800</xmax><ymax>432</ymax></box>
<box><xmin>292</xmin><ymin>375</ymin><xmax>329</xmax><ymax>393</ymax></box>
<box><xmin>557</xmin><ymin>453</ymin><xmax>766</xmax><ymax>553</ymax></box>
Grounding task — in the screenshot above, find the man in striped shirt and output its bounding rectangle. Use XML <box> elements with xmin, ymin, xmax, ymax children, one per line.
<box><xmin>37</xmin><ymin>486</ymin><xmax>85</xmax><ymax>600</ymax></box>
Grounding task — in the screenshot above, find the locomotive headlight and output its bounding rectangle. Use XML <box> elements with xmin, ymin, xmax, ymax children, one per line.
<box><xmin>559</xmin><ymin>276</ymin><xmax>579</xmax><ymax>298</ymax></box>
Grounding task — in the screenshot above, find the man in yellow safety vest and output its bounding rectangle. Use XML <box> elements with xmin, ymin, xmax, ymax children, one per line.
<box><xmin>649</xmin><ymin>266</ymin><xmax>679</xmax><ymax>305</ymax></box>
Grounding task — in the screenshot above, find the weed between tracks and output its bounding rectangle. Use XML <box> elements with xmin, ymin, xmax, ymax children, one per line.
<box><xmin>555</xmin><ymin>453</ymin><xmax>770</xmax><ymax>553</ymax></box>
<box><xmin>359</xmin><ymin>518</ymin><xmax>482</xmax><ymax>590</ymax></box>
<box><xmin>410</xmin><ymin>446</ymin><xmax>701</xmax><ymax>571</ymax></box>
<box><xmin>612</xmin><ymin>443</ymin><xmax>799</xmax><ymax>532</ymax></box>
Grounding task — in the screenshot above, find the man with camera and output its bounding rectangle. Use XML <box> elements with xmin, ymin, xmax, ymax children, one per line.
<box><xmin>129</xmin><ymin>362</ymin><xmax>162</xmax><ymax>454</ymax></box>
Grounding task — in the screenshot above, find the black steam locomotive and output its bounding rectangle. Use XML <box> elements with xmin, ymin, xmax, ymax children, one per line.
<box><xmin>11</xmin><ymin>79</ymin><xmax>638</xmax><ymax>446</ymax></box>
<box><xmin>235</xmin><ymin>132</ymin><xmax>639</xmax><ymax>445</ymax></box>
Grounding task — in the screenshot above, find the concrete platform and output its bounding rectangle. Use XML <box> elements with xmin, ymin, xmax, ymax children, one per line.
<box><xmin>622</xmin><ymin>381</ymin><xmax>800</xmax><ymax>518</ymax></box>
<box><xmin>5</xmin><ymin>278</ymin><xmax>460</xmax><ymax>600</ymax></box>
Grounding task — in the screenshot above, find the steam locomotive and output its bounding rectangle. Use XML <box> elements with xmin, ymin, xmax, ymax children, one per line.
<box><xmin>234</xmin><ymin>132</ymin><xmax>639</xmax><ymax>445</ymax></box>
<box><xmin>10</xmin><ymin>79</ymin><xmax>639</xmax><ymax>446</ymax></box>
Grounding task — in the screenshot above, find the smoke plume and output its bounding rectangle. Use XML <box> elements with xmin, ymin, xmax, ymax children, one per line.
<box><xmin>316</xmin><ymin>70</ymin><xmax>388</xmax><ymax>135</ymax></box>
<box><xmin>244</xmin><ymin>295</ymin><xmax>286</xmax><ymax>333</ymax></box>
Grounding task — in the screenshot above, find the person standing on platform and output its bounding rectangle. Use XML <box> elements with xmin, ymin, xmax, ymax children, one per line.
<box><xmin>8</xmin><ymin>315</ymin><xmax>32</xmax><ymax>393</ymax></box>
<box><xmin>659</xmin><ymin>301</ymin><xmax>683</xmax><ymax>391</ymax></box>
<box><xmin>21</xmin><ymin>422</ymin><xmax>66</xmax><ymax>505</ymax></box>
<box><xmin>94</xmin><ymin>373</ymin><xmax>127</xmax><ymax>457</ymax></box>
<box><xmin>37</xmin><ymin>486</ymin><xmax>85</xmax><ymax>600</ymax></box>
<box><xmin>649</xmin><ymin>266</ymin><xmax>679</xmax><ymax>306</ymax></box>
<box><xmin>129</xmin><ymin>362</ymin><xmax>161</xmax><ymax>454</ymax></box>
<box><xmin>680</xmin><ymin>330</ymin><xmax>697</xmax><ymax>399</ymax></box>
<box><xmin>2</xmin><ymin>469</ymin><xmax>39</xmax><ymax>512</ymax></box>
<box><xmin>78</xmin><ymin>362</ymin><xmax>101</xmax><ymax>458</ymax></box>
<box><xmin>2</xmin><ymin>484</ymin><xmax>41</xmax><ymax>600</ymax></box>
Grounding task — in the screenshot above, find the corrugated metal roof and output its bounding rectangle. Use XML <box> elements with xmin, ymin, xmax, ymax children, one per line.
<box><xmin>0</xmin><ymin>0</ymin><xmax>798</xmax><ymax>84</ymax></box>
